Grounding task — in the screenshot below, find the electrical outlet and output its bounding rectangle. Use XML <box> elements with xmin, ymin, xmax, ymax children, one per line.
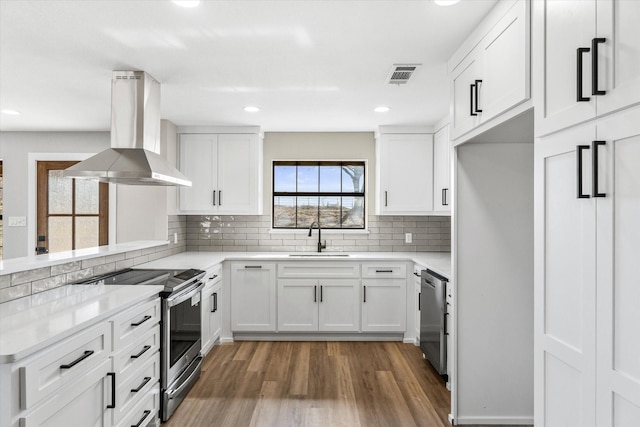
<box><xmin>173</xmin><ymin>233</ymin><xmax>178</xmax><ymax>244</ymax></box>
<box><xmin>405</xmin><ymin>232</ymin><xmax>412</xmax><ymax>243</ymax></box>
<box><xmin>8</xmin><ymin>216</ymin><xmax>27</xmax><ymax>227</ymax></box>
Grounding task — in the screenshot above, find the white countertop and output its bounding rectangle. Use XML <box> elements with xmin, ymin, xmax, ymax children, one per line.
<box><xmin>137</xmin><ymin>251</ymin><xmax>452</xmax><ymax>279</ymax></box>
<box><xmin>0</xmin><ymin>284</ymin><xmax>163</xmax><ymax>363</ymax></box>
<box><xmin>0</xmin><ymin>240</ymin><xmax>169</xmax><ymax>276</ymax></box>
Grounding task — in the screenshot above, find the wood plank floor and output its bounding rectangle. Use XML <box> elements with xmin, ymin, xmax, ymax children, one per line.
<box><xmin>164</xmin><ymin>341</ymin><xmax>451</xmax><ymax>427</ymax></box>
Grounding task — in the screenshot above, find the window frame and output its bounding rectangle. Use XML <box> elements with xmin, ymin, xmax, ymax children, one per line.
<box><xmin>272</xmin><ymin>160</ymin><xmax>366</xmax><ymax>230</ymax></box>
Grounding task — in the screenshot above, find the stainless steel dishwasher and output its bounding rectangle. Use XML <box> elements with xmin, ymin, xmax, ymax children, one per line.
<box><xmin>420</xmin><ymin>268</ymin><xmax>448</xmax><ymax>378</ymax></box>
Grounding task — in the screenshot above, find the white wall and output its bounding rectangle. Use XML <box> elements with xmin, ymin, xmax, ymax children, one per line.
<box><xmin>0</xmin><ymin>127</ymin><xmax>174</xmax><ymax>258</ymax></box>
<box><xmin>454</xmin><ymin>140</ymin><xmax>534</xmax><ymax>424</ymax></box>
<box><xmin>0</xmin><ymin>132</ymin><xmax>109</xmax><ymax>258</ymax></box>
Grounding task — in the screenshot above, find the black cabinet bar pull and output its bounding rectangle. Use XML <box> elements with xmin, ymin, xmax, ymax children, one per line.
<box><xmin>314</xmin><ymin>285</ymin><xmax>317</xmax><ymax>303</ymax></box>
<box><xmin>375</xmin><ymin>269</ymin><xmax>393</xmax><ymax>273</ymax></box>
<box><xmin>131</xmin><ymin>345</ymin><xmax>151</xmax><ymax>359</ymax></box>
<box><xmin>443</xmin><ymin>188</ymin><xmax>449</xmax><ymax>206</ymax></box>
<box><xmin>470</xmin><ymin>83</ymin><xmax>478</xmax><ymax>116</ymax></box>
<box><xmin>418</xmin><ymin>292</ymin><xmax>421</xmax><ymax>311</ymax></box>
<box><xmin>577</xmin><ymin>145</ymin><xmax>591</xmax><ymax>199</ymax></box>
<box><xmin>219</xmin><ymin>190</ymin><xmax>222</xmax><ymax>206</ymax></box>
<box><xmin>320</xmin><ymin>285</ymin><xmax>323</xmax><ymax>303</ymax></box>
<box><xmin>384</xmin><ymin>191</ymin><xmax>388</xmax><ymax>207</ymax></box>
<box><xmin>474</xmin><ymin>79</ymin><xmax>483</xmax><ymax>113</ymax></box>
<box><xmin>244</xmin><ymin>265</ymin><xmax>262</xmax><ymax>269</ymax></box>
<box><xmin>363</xmin><ymin>285</ymin><xmax>367</xmax><ymax>303</ymax></box>
<box><xmin>131</xmin><ymin>410</ymin><xmax>151</xmax><ymax>427</ymax></box>
<box><xmin>213</xmin><ymin>292</ymin><xmax>218</xmax><ymax>312</ymax></box>
<box><xmin>592</xmin><ymin>38</ymin><xmax>607</xmax><ymax>96</ymax></box>
<box><xmin>209</xmin><ymin>274</ymin><xmax>218</xmax><ymax>280</ymax></box>
<box><xmin>592</xmin><ymin>140</ymin><xmax>606</xmax><ymax>197</ymax></box>
<box><xmin>131</xmin><ymin>376</ymin><xmax>152</xmax><ymax>393</ymax></box>
<box><xmin>131</xmin><ymin>315</ymin><xmax>151</xmax><ymax>327</ymax></box>
<box><xmin>212</xmin><ymin>190</ymin><xmax>216</xmax><ymax>206</ymax></box>
<box><xmin>60</xmin><ymin>350</ymin><xmax>94</xmax><ymax>369</ymax></box>
<box><xmin>107</xmin><ymin>372</ymin><xmax>116</xmax><ymax>408</ymax></box>
<box><xmin>413</xmin><ymin>272</ymin><xmax>421</xmax><ymax>277</ymax></box>
<box><xmin>577</xmin><ymin>47</ymin><xmax>591</xmax><ymax>102</ymax></box>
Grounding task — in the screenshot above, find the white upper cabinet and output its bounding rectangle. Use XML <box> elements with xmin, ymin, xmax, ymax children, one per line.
<box><xmin>376</xmin><ymin>131</ymin><xmax>434</xmax><ymax>215</ymax></box>
<box><xmin>433</xmin><ymin>125</ymin><xmax>451</xmax><ymax>213</ymax></box>
<box><xmin>450</xmin><ymin>0</ymin><xmax>530</xmax><ymax>141</ymax></box>
<box><xmin>534</xmin><ymin>0</ymin><xmax>640</xmax><ymax>136</ymax></box>
<box><xmin>451</xmin><ymin>52</ymin><xmax>483</xmax><ymax>138</ymax></box>
<box><xmin>178</xmin><ymin>130</ymin><xmax>262</xmax><ymax>214</ymax></box>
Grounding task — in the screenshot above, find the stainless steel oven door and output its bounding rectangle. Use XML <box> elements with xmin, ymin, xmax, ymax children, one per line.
<box><xmin>162</xmin><ymin>281</ymin><xmax>204</xmax><ymax>389</ymax></box>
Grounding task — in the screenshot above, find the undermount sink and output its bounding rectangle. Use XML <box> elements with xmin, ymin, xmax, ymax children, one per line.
<box><xmin>288</xmin><ymin>254</ymin><xmax>350</xmax><ymax>257</ymax></box>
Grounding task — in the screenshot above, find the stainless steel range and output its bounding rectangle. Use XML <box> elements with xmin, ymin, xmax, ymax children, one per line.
<box><xmin>76</xmin><ymin>267</ymin><xmax>206</xmax><ymax>422</ymax></box>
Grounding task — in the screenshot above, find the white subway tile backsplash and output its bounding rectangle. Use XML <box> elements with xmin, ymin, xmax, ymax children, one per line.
<box><xmin>185</xmin><ymin>214</ymin><xmax>450</xmax><ymax>253</ymax></box>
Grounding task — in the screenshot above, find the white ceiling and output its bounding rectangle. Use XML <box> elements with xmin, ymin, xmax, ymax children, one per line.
<box><xmin>0</xmin><ymin>0</ymin><xmax>497</xmax><ymax>132</ymax></box>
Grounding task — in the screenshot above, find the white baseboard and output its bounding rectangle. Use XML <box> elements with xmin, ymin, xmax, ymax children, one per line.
<box><xmin>454</xmin><ymin>415</ymin><xmax>533</xmax><ymax>425</ymax></box>
<box><xmin>232</xmin><ymin>332</ymin><xmax>404</xmax><ymax>342</ymax></box>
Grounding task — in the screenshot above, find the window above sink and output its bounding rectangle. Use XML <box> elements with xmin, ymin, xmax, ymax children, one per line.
<box><xmin>272</xmin><ymin>161</ymin><xmax>366</xmax><ymax>231</ymax></box>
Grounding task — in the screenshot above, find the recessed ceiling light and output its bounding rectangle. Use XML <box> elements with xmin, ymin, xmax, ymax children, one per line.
<box><xmin>172</xmin><ymin>0</ymin><xmax>200</xmax><ymax>8</ymax></box>
<box><xmin>1</xmin><ymin>109</ymin><xmax>21</xmax><ymax>115</ymax></box>
<box><xmin>374</xmin><ymin>106</ymin><xmax>390</xmax><ymax>113</ymax></box>
<box><xmin>244</xmin><ymin>106</ymin><xmax>260</xmax><ymax>113</ymax></box>
<box><xmin>434</xmin><ymin>0</ymin><xmax>461</xmax><ymax>6</ymax></box>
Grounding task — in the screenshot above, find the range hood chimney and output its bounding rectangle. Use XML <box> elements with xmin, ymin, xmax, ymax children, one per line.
<box><xmin>64</xmin><ymin>71</ymin><xmax>191</xmax><ymax>186</ymax></box>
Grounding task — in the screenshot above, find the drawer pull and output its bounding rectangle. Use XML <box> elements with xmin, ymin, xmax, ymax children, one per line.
<box><xmin>131</xmin><ymin>376</ymin><xmax>152</xmax><ymax>393</ymax></box>
<box><xmin>131</xmin><ymin>410</ymin><xmax>151</xmax><ymax>427</ymax></box>
<box><xmin>131</xmin><ymin>345</ymin><xmax>151</xmax><ymax>359</ymax></box>
<box><xmin>131</xmin><ymin>315</ymin><xmax>152</xmax><ymax>327</ymax></box>
<box><xmin>60</xmin><ymin>350</ymin><xmax>94</xmax><ymax>369</ymax></box>
<box><xmin>244</xmin><ymin>265</ymin><xmax>262</xmax><ymax>269</ymax></box>
<box><xmin>107</xmin><ymin>372</ymin><xmax>116</xmax><ymax>408</ymax></box>
<box><xmin>375</xmin><ymin>270</ymin><xmax>393</xmax><ymax>273</ymax></box>
<box><xmin>209</xmin><ymin>274</ymin><xmax>218</xmax><ymax>280</ymax></box>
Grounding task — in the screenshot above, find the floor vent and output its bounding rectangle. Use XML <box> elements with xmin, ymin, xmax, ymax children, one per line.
<box><xmin>386</xmin><ymin>64</ymin><xmax>421</xmax><ymax>85</ymax></box>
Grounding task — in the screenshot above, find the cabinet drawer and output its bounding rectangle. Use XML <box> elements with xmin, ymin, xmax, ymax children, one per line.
<box><xmin>277</xmin><ymin>263</ymin><xmax>360</xmax><ymax>279</ymax></box>
<box><xmin>19</xmin><ymin>321</ymin><xmax>111</xmax><ymax>410</ymax></box>
<box><xmin>115</xmin><ymin>382</ymin><xmax>159</xmax><ymax>427</ymax></box>
<box><xmin>204</xmin><ymin>264</ymin><xmax>222</xmax><ymax>283</ymax></box>
<box><xmin>361</xmin><ymin>263</ymin><xmax>407</xmax><ymax>278</ymax></box>
<box><xmin>19</xmin><ymin>357</ymin><xmax>112</xmax><ymax>427</ymax></box>
<box><xmin>113</xmin><ymin>354</ymin><xmax>159</xmax><ymax>424</ymax></box>
<box><xmin>112</xmin><ymin>299</ymin><xmax>160</xmax><ymax>351</ymax></box>
<box><xmin>112</xmin><ymin>325</ymin><xmax>160</xmax><ymax>382</ymax></box>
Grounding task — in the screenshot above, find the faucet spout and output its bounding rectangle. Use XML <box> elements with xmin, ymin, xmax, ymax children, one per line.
<box><xmin>308</xmin><ymin>221</ymin><xmax>326</xmax><ymax>253</ymax></box>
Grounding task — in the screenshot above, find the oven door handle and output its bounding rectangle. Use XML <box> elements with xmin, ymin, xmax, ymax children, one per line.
<box><xmin>166</xmin><ymin>357</ymin><xmax>203</xmax><ymax>400</ymax></box>
<box><xmin>166</xmin><ymin>282</ymin><xmax>204</xmax><ymax>308</ymax></box>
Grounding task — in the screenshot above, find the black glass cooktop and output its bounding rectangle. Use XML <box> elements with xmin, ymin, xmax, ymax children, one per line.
<box><xmin>74</xmin><ymin>268</ymin><xmax>205</xmax><ymax>293</ymax></box>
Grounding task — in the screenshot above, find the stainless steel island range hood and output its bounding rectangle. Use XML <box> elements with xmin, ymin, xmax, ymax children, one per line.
<box><xmin>64</xmin><ymin>71</ymin><xmax>191</xmax><ymax>186</ymax></box>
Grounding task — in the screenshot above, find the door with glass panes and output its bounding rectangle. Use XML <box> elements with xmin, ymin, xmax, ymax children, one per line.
<box><xmin>36</xmin><ymin>161</ymin><xmax>108</xmax><ymax>254</ymax></box>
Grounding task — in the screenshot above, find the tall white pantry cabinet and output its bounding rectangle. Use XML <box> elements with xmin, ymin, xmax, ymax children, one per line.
<box><xmin>533</xmin><ymin>0</ymin><xmax>640</xmax><ymax>426</ymax></box>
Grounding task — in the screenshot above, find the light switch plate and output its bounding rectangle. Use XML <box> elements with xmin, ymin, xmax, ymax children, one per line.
<box><xmin>405</xmin><ymin>232</ymin><xmax>412</xmax><ymax>243</ymax></box>
<box><xmin>8</xmin><ymin>216</ymin><xmax>27</xmax><ymax>227</ymax></box>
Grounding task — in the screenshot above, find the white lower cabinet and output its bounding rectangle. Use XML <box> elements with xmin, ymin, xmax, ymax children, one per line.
<box><xmin>230</xmin><ymin>263</ymin><xmax>277</xmax><ymax>332</ymax></box>
<box><xmin>19</xmin><ymin>357</ymin><xmax>113</xmax><ymax>427</ymax></box>
<box><xmin>361</xmin><ymin>279</ymin><xmax>406</xmax><ymax>332</ymax></box>
<box><xmin>4</xmin><ymin>296</ymin><xmax>161</xmax><ymax>427</ymax></box>
<box><xmin>278</xmin><ymin>279</ymin><xmax>360</xmax><ymax>332</ymax></box>
<box><xmin>201</xmin><ymin>264</ymin><xmax>222</xmax><ymax>355</ymax></box>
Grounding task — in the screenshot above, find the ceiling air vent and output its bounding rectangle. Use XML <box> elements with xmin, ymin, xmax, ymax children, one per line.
<box><xmin>386</xmin><ymin>64</ymin><xmax>421</xmax><ymax>85</ymax></box>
